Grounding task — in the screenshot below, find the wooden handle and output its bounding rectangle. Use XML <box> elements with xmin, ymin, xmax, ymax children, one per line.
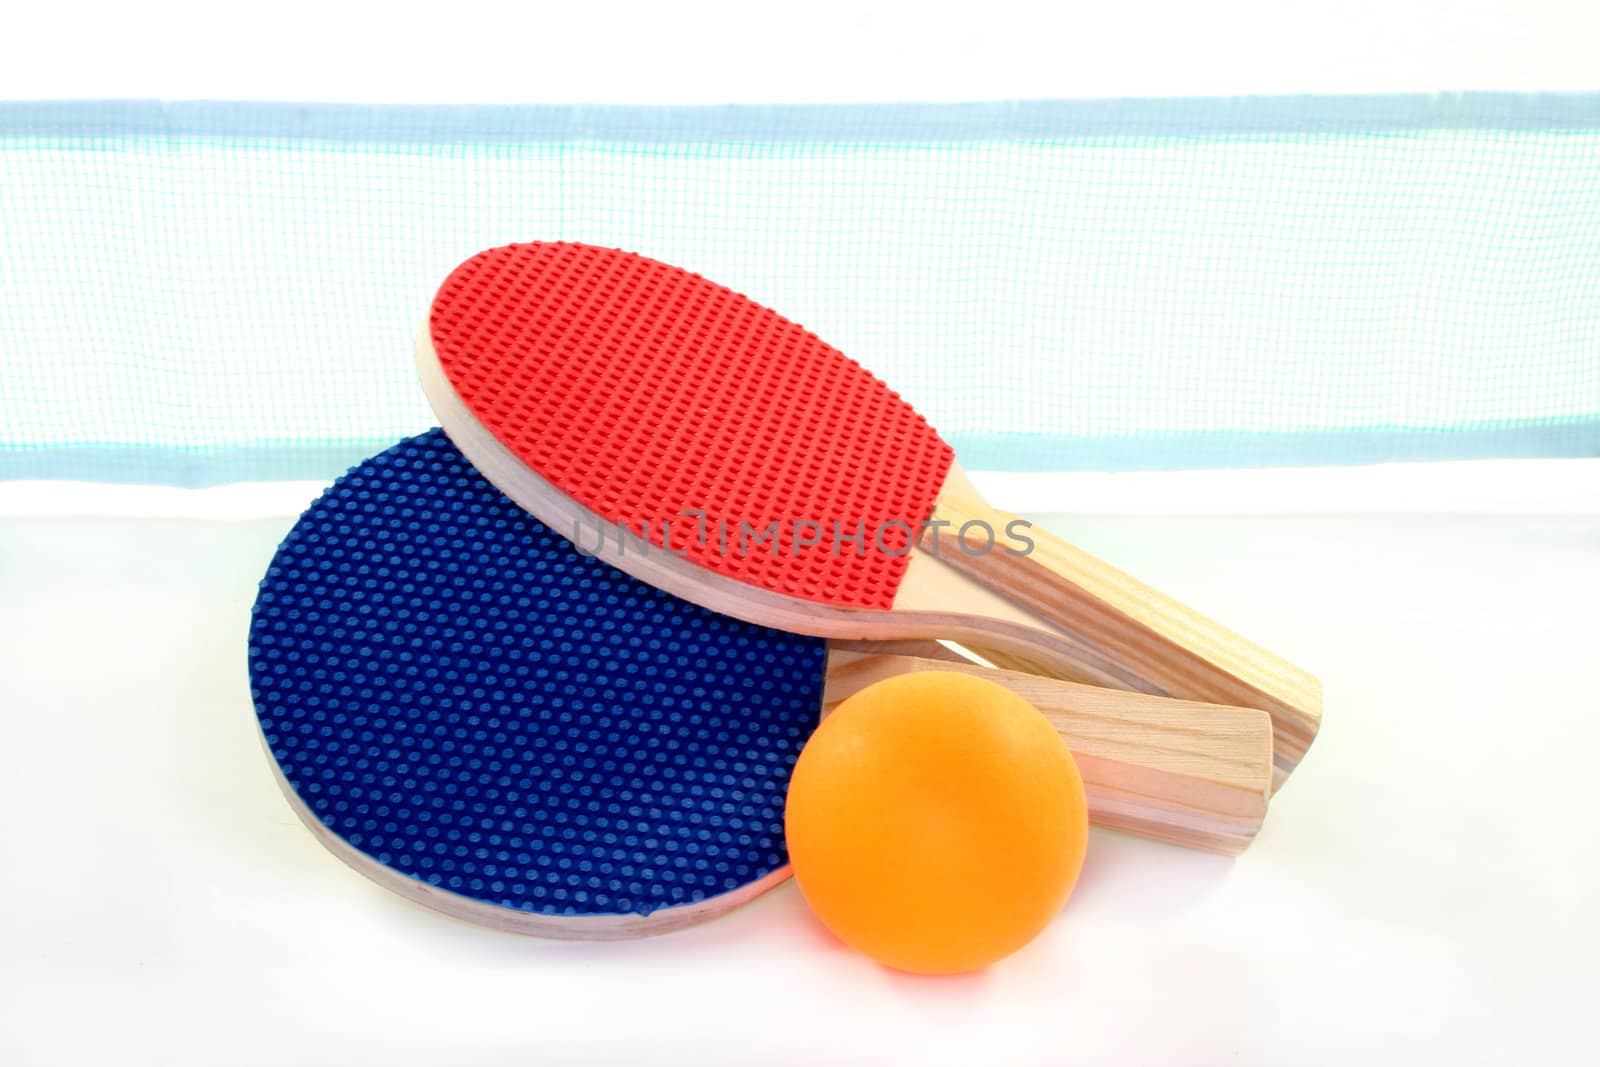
<box><xmin>918</xmin><ymin>473</ymin><xmax>1321</xmax><ymax>790</ymax></box>
<box><xmin>823</xmin><ymin>650</ymin><xmax>1275</xmax><ymax>855</ymax></box>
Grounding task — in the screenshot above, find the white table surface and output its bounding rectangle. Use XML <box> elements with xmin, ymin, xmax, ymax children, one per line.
<box><xmin>3</xmin><ymin>509</ymin><xmax>1597</xmax><ymax>1065</ymax></box>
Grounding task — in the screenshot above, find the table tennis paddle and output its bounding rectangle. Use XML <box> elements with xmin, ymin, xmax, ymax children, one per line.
<box><xmin>248</xmin><ymin>432</ymin><xmax>1271</xmax><ymax>938</ymax></box>
<box><xmin>415</xmin><ymin>241</ymin><xmax>1320</xmax><ymax>786</ymax></box>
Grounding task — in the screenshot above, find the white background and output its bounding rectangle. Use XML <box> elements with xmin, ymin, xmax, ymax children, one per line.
<box><xmin>4</xmin><ymin>503</ymin><xmax>1599</xmax><ymax>1065</ymax></box>
<box><xmin>3</xmin><ymin>0</ymin><xmax>1599</xmax><ymax>103</ymax></box>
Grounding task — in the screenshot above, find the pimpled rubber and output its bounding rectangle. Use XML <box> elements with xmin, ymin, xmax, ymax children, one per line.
<box><xmin>428</xmin><ymin>242</ymin><xmax>955</xmax><ymax>611</ymax></box>
<box><xmin>248</xmin><ymin>430</ymin><xmax>828</xmax><ymax>921</ymax></box>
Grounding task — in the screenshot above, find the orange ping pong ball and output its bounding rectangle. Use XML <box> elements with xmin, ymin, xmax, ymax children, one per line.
<box><xmin>785</xmin><ymin>670</ymin><xmax>1089</xmax><ymax>975</ymax></box>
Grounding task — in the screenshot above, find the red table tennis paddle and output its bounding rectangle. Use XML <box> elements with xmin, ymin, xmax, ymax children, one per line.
<box><xmin>415</xmin><ymin>242</ymin><xmax>1320</xmax><ymax>785</ymax></box>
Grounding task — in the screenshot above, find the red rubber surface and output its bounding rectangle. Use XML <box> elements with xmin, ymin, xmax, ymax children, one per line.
<box><xmin>429</xmin><ymin>242</ymin><xmax>954</xmax><ymax>611</ymax></box>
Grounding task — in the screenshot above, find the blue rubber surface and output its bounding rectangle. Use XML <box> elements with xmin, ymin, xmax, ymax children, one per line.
<box><xmin>248</xmin><ymin>430</ymin><xmax>829</xmax><ymax>920</ymax></box>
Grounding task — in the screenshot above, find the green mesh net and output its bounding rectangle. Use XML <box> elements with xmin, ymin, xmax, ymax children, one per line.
<box><xmin>2</xmin><ymin>96</ymin><xmax>1597</xmax><ymax>484</ymax></box>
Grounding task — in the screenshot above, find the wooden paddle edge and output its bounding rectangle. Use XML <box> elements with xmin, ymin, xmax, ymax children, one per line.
<box><xmin>256</xmin><ymin>725</ymin><xmax>791</xmax><ymax>940</ymax></box>
<box><xmin>417</xmin><ymin>329</ymin><xmax>1197</xmax><ymax>682</ymax></box>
